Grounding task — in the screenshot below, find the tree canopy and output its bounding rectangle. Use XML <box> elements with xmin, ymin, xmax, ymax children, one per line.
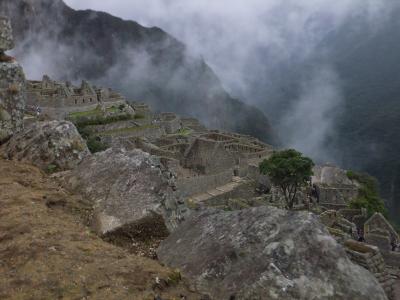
<box><xmin>347</xmin><ymin>170</ymin><xmax>387</xmax><ymax>217</ymax></box>
<box><xmin>259</xmin><ymin>149</ymin><xmax>314</xmax><ymax>209</ymax></box>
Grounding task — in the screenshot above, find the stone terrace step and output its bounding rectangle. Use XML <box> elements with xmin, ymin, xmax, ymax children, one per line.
<box><xmin>188</xmin><ymin>177</ymin><xmax>248</xmax><ymax>203</ymax></box>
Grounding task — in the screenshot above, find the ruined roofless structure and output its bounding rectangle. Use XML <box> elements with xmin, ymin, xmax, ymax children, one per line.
<box><xmin>26</xmin><ymin>75</ymin><xmax>127</xmax><ymax>118</ymax></box>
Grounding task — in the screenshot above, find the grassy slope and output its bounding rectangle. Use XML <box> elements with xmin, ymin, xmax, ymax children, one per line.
<box><xmin>0</xmin><ymin>159</ymin><xmax>201</xmax><ymax>299</ymax></box>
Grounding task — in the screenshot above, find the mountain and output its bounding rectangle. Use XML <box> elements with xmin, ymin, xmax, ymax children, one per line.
<box><xmin>250</xmin><ymin>6</ymin><xmax>400</xmax><ymax>224</ymax></box>
<box><xmin>0</xmin><ymin>0</ymin><xmax>276</xmax><ymax>144</ymax></box>
<box><xmin>326</xmin><ymin>8</ymin><xmax>400</xmax><ymax>224</ymax></box>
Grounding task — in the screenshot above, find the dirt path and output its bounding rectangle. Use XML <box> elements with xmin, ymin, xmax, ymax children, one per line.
<box><xmin>0</xmin><ymin>159</ymin><xmax>201</xmax><ymax>300</ymax></box>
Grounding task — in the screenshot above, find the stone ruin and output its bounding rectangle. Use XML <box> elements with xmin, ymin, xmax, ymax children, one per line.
<box><xmin>26</xmin><ymin>75</ymin><xmax>129</xmax><ymax>119</ymax></box>
<box><xmin>0</xmin><ymin>16</ymin><xmax>25</xmax><ymax>142</ymax></box>
<box><xmin>344</xmin><ymin>240</ymin><xmax>397</xmax><ymax>300</ymax></box>
<box><xmin>312</xmin><ymin>164</ymin><xmax>359</xmax><ymax>209</ymax></box>
<box><xmin>318</xmin><ymin>208</ymin><xmax>400</xmax><ymax>299</ymax></box>
<box><xmin>364</xmin><ymin>213</ymin><xmax>400</xmax><ymax>250</ymax></box>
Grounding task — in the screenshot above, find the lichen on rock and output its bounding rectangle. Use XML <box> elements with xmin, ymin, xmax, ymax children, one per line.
<box><xmin>157</xmin><ymin>206</ymin><xmax>387</xmax><ymax>300</ymax></box>
<box><xmin>0</xmin><ymin>120</ymin><xmax>90</xmax><ymax>171</ymax></box>
<box><xmin>59</xmin><ymin>147</ymin><xmax>188</xmax><ymax>236</ymax></box>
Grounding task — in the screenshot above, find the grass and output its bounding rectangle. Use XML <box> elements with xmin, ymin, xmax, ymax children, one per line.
<box><xmin>177</xmin><ymin>127</ymin><xmax>192</xmax><ymax>136</ymax></box>
<box><xmin>134</xmin><ymin>113</ymin><xmax>146</xmax><ymax>120</ymax></box>
<box><xmin>69</xmin><ymin>107</ymin><xmax>102</xmax><ymax>119</ymax></box>
<box><xmin>100</xmin><ymin>125</ymin><xmax>158</xmax><ymax>136</ymax></box>
<box><xmin>69</xmin><ymin>106</ymin><xmax>126</xmax><ymax>120</ymax></box>
<box><xmin>74</xmin><ymin>114</ymin><xmax>134</xmax><ymax>128</ymax></box>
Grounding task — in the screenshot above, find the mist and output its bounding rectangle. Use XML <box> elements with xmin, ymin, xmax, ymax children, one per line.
<box><xmin>59</xmin><ymin>0</ymin><xmax>396</xmax><ymax>163</ymax></box>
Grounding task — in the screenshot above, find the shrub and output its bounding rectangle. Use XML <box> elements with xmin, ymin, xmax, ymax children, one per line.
<box><xmin>134</xmin><ymin>113</ymin><xmax>145</xmax><ymax>120</ymax></box>
<box><xmin>347</xmin><ymin>170</ymin><xmax>388</xmax><ymax>217</ymax></box>
<box><xmin>86</xmin><ymin>137</ymin><xmax>108</xmax><ymax>154</ymax></box>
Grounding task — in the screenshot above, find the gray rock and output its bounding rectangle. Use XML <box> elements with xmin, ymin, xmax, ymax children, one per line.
<box><xmin>0</xmin><ymin>61</ymin><xmax>25</xmax><ymax>142</ymax></box>
<box><xmin>0</xmin><ymin>16</ymin><xmax>14</xmax><ymax>52</ymax></box>
<box><xmin>312</xmin><ymin>164</ymin><xmax>355</xmax><ymax>187</ymax></box>
<box><xmin>0</xmin><ymin>120</ymin><xmax>90</xmax><ymax>171</ymax></box>
<box><xmin>158</xmin><ymin>207</ymin><xmax>387</xmax><ymax>300</ymax></box>
<box><xmin>60</xmin><ymin>148</ymin><xmax>187</xmax><ymax>235</ymax></box>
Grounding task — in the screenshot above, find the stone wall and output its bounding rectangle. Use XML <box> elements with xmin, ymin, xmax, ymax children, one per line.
<box><xmin>101</xmin><ymin>125</ymin><xmax>165</xmax><ymax>140</ymax></box>
<box><xmin>159</xmin><ymin>112</ymin><xmax>181</xmax><ymax>134</ymax></box>
<box><xmin>176</xmin><ymin>169</ymin><xmax>233</xmax><ymax>198</ymax></box>
<box><xmin>365</xmin><ymin>213</ymin><xmax>400</xmax><ymax>245</ymax></box>
<box><xmin>381</xmin><ymin>251</ymin><xmax>400</xmax><ymax>269</ymax></box>
<box><xmin>26</xmin><ymin>77</ymin><xmax>127</xmax><ymax>119</ymax></box>
<box><xmin>0</xmin><ymin>61</ymin><xmax>25</xmax><ymax>142</ymax></box>
<box><xmin>318</xmin><ymin>186</ymin><xmax>358</xmax><ymax>207</ymax></box>
<box><xmin>184</xmin><ymin>138</ymin><xmax>236</xmax><ymax>175</ymax></box>
<box><xmin>344</xmin><ymin>240</ymin><xmax>396</xmax><ymax>299</ymax></box>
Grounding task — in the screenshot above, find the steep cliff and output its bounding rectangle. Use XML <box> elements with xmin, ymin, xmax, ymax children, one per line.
<box><xmin>0</xmin><ymin>0</ymin><xmax>276</xmax><ymax>144</ymax></box>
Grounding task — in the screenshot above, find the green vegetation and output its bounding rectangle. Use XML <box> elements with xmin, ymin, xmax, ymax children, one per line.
<box><xmin>100</xmin><ymin>125</ymin><xmax>158</xmax><ymax>136</ymax></box>
<box><xmin>259</xmin><ymin>149</ymin><xmax>314</xmax><ymax>209</ymax></box>
<box><xmin>68</xmin><ymin>106</ymin><xmax>129</xmax><ymax>121</ymax></box>
<box><xmin>86</xmin><ymin>137</ymin><xmax>108</xmax><ymax>153</ymax></box>
<box><xmin>69</xmin><ymin>107</ymin><xmax>102</xmax><ymax>119</ymax></box>
<box><xmin>134</xmin><ymin>113</ymin><xmax>146</xmax><ymax>120</ymax></box>
<box><xmin>347</xmin><ymin>170</ymin><xmax>387</xmax><ymax>217</ymax></box>
<box><xmin>177</xmin><ymin>127</ymin><xmax>192</xmax><ymax>136</ymax></box>
<box><xmin>46</xmin><ymin>164</ymin><xmax>59</xmax><ymax>174</ymax></box>
<box><xmin>73</xmin><ymin>114</ymin><xmax>133</xmax><ymax>128</ymax></box>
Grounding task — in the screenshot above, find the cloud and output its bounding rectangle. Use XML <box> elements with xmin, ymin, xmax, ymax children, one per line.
<box><xmin>279</xmin><ymin>66</ymin><xmax>344</xmax><ymax>163</ymax></box>
<box><xmin>63</xmin><ymin>0</ymin><xmax>393</xmax><ymax>101</ymax></box>
<box><xmin>47</xmin><ymin>1</ymin><xmax>400</xmax><ymax>162</ymax></box>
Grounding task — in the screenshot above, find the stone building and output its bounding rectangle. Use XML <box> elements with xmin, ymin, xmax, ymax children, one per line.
<box><xmin>312</xmin><ymin>164</ymin><xmax>359</xmax><ymax>209</ymax></box>
<box><xmin>364</xmin><ymin>213</ymin><xmax>400</xmax><ymax>251</ymax></box>
<box><xmin>26</xmin><ymin>75</ymin><xmax>126</xmax><ymax>119</ymax></box>
<box><xmin>184</xmin><ymin>137</ymin><xmax>236</xmax><ymax>175</ymax></box>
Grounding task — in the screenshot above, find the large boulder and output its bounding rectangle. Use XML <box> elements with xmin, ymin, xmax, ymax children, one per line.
<box><xmin>0</xmin><ymin>120</ymin><xmax>90</xmax><ymax>171</ymax></box>
<box><xmin>157</xmin><ymin>207</ymin><xmax>387</xmax><ymax>300</ymax></box>
<box><xmin>0</xmin><ymin>16</ymin><xmax>25</xmax><ymax>142</ymax></box>
<box><xmin>60</xmin><ymin>148</ymin><xmax>187</xmax><ymax>235</ymax></box>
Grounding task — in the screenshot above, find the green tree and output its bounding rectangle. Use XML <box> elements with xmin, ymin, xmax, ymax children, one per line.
<box><xmin>347</xmin><ymin>171</ymin><xmax>388</xmax><ymax>217</ymax></box>
<box><xmin>259</xmin><ymin>149</ymin><xmax>314</xmax><ymax>209</ymax></box>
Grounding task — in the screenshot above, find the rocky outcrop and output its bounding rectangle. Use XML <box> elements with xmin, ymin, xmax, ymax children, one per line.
<box><xmin>60</xmin><ymin>148</ymin><xmax>187</xmax><ymax>235</ymax></box>
<box><xmin>158</xmin><ymin>206</ymin><xmax>387</xmax><ymax>300</ymax></box>
<box><xmin>0</xmin><ymin>16</ymin><xmax>25</xmax><ymax>142</ymax></box>
<box><xmin>0</xmin><ymin>120</ymin><xmax>90</xmax><ymax>171</ymax></box>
